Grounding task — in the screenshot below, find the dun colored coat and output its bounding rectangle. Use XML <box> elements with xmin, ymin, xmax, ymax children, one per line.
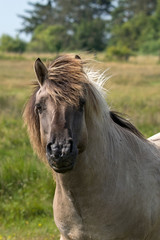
<box><xmin>23</xmin><ymin>55</ymin><xmax>160</xmax><ymax>240</ymax></box>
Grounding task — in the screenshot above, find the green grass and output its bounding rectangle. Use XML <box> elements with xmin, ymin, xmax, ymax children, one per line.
<box><xmin>0</xmin><ymin>58</ymin><xmax>59</xmax><ymax>239</ymax></box>
<box><xmin>0</xmin><ymin>53</ymin><xmax>160</xmax><ymax>239</ymax></box>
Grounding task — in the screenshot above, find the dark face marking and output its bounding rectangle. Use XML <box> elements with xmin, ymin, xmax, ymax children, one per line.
<box><xmin>35</xmin><ymin>86</ymin><xmax>87</xmax><ymax>173</ymax></box>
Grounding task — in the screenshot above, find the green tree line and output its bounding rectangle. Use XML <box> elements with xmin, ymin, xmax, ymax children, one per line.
<box><xmin>1</xmin><ymin>0</ymin><xmax>160</xmax><ymax>55</ymax></box>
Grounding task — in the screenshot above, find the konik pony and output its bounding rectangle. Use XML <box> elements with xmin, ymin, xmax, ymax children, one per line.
<box><xmin>24</xmin><ymin>55</ymin><xmax>160</xmax><ymax>240</ymax></box>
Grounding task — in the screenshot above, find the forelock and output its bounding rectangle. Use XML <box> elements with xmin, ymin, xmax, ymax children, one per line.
<box><xmin>44</xmin><ymin>55</ymin><xmax>87</xmax><ymax>106</ymax></box>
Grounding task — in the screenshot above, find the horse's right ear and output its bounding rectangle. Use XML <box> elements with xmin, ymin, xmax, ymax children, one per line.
<box><xmin>75</xmin><ymin>55</ymin><xmax>81</xmax><ymax>60</ymax></box>
<box><xmin>34</xmin><ymin>58</ymin><xmax>48</xmax><ymax>86</ymax></box>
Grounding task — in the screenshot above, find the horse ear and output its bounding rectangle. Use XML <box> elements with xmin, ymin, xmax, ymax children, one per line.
<box><xmin>35</xmin><ymin>58</ymin><xmax>48</xmax><ymax>86</ymax></box>
<box><xmin>75</xmin><ymin>55</ymin><xmax>81</xmax><ymax>60</ymax></box>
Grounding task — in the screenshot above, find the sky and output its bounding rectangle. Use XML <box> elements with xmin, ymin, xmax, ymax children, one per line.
<box><xmin>0</xmin><ymin>0</ymin><xmax>38</xmax><ymax>41</ymax></box>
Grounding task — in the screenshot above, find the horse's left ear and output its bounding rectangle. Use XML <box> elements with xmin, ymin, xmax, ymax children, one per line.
<box><xmin>35</xmin><ymin>58</ymin><xmax>48</xmax><ymax>86</ymax></box>
<box><xmin>75</xmin><ymin>55</ymin><xmax>81</xmax><ymax>60</ymax></box>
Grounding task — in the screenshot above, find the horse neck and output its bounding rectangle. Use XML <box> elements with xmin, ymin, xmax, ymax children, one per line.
<box><xmin>55</xmin><ymin>99</ymin><xmax>147</xmax><ymax>193</ymax></box>
<box><xmin>55</xmin><ymin>106</ymin><xmax>114</xmax><ymax>190</ymax></box>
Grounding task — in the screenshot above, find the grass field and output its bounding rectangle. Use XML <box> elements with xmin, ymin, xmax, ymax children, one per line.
<box><xmin>0</xmin><ymin>53</ymin><xmax>160</xmax><ymax>240</ymax></box>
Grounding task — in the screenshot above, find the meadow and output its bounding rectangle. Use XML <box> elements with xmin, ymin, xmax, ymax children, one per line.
<box><xmin>0</xmin><ymin>53</ymin><xmax>160</xmax><ymax>240</ymax></box>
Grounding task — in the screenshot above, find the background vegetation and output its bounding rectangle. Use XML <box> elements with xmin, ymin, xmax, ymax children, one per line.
<box><xmin>1</xmin><ymin>0</ymin><xmax>160</xmax><ymax>57</ymax></box>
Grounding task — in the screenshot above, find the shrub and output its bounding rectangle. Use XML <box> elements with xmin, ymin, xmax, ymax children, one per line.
<box><xmin>139</xmin><ymin>40</ymin><xmax>160</xmax><ymax>54</ymax></box>
<box><xmin>0</xmin><ymin>34</ymin><xmax>26</xmax><ymax>53</ymax></box>
<box><xmin>106</xmin><ymin>45</ymin><xmax>134</xmax><ymax>61</ymax></box>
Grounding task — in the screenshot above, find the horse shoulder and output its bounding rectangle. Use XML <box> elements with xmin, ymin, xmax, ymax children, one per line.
<box><xmin>53</xmin><ymin>187</ymin><xmax>85</xmax><ymax>240</ymax></box>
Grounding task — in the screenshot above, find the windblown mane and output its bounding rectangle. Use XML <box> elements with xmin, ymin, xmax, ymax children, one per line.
<box><xmin>110</xmin><ymin>111</ymin><xmax>145</xmax><ymax>139</ymax></box>
<box><xmin>23</xmin><ymin>54</ymin><xmax>145</xmax><ymax>161</ymax></box>
<box><xmin>46</xmin><ymin>55</ymin><xmax>86</xmax><ymax>106</ymax></box>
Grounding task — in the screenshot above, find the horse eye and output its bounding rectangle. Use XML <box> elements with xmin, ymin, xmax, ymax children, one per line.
<box><xmin>35</xmin><ymin>104</ymin><xmax>42</xmax><ymax>114</ymax></box>
<box><xmin>79</xmin><ymin>98</ymin><xmax>85</xmax><ymax>111</ymax></box>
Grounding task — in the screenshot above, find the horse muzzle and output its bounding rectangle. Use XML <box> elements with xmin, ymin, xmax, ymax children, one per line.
<box><xmin>46</xmin><ymin>141</ymin><xmax>78</xmax><ymax>173</ymax></box>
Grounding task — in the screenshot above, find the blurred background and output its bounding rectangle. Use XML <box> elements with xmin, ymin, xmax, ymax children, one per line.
<box><xmin>1</xmin><ymin>0</ymin><xmax>160</xmax><ymax>56</ymax></box>
<box><xmin>0</xmin><ymin>0</ymin><xmax>160</xmax><ymax>239</ymax></box>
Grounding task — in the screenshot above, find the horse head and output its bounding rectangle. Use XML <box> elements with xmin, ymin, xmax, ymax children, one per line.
<box><xmin>34</xmin><ymin>57</ymin><xmax>88</xmax><ymax>173</ymax></box>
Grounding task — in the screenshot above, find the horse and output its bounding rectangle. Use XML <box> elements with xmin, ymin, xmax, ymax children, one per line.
<box><xmin>23</xmin><ymin>55</ymin><xmax>160</xmax><ymax>240</ymax></box>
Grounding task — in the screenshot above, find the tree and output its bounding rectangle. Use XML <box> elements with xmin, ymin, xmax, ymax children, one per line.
<box><xmin>19</xmin><ymin>0</ymin><xmax>56</xmax><ymax>34</ymax></box>
<box><xmin>19</xmin><ymin>0</ymin><xmax>112</xmax><ymax>34</ymax></box>
<box><xmin>19</xmin><ymin>0</ymin><xmax>112</xmax><ymax>51</ymax></box>
<box><xmin>109</xmin><ymin>0</ymin><xmax>160</xmax><ymax>54</ymax></box>
<box><xmin>138</xmin><ymin>0</ymin><xmax>160</xmax><ymax>54</ymax></box>
<box><xmin>0</xmin><ymin>34</ymin><xmax>26</xmax><ymax>53</ymax></box>
<box><xmin>111</xmin><ymin>0</ymin><xmax>157</xmax><ymax>25</ymax></box>
<box><xmin>74</xmin><ymin>19</ymin><xmax>106</xmax><ymax>51</ymax></box>
<box><xmin>110</xmin><ymin>13</ymin><xmax>149</xmax><ymax>51</ymax></box>
<box><xmin>18</xmin><ymin>0</ymin><xmax>159</xmax><ymax>53</ymax></box>
<box><xmin>54</xmin><ymin>0</ymin><xmax>112</xmax><ymax>23</ymax></box>
<box><xmin>27</xmin><ymin>24</ymin><xmax>69</xmax><ymax>52</ymax></box>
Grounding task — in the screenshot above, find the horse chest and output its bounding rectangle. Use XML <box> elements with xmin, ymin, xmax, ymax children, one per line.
<box><xmin>53</xmin><ymin>187</ymin><xmax>115</xmax><ymax>240</ymax></box>
<box><xmin>53</xmin><ymin>186</ymin><xmax>160</xmax><ymax>240</ymax></box>
<box><xmin>53</xmin><ymin>189</ymin><xmax>109</xmax><ymax>239</ymax></box>
<box><xmin>53</xmin><ymin>189</ymin><xmax>86</xmax><ymax>240</ymax></box>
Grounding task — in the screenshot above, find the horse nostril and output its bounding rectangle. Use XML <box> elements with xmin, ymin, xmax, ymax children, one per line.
<box><xmin>46</xmin><ymin>139</ymin><xmax>74</xmax><ymax>161</ymax></box>
<box><xmin>46</xmin><ymin>142</ymin><xmax>61</xmax><ymax>160</ymax></box>
<box><xmin>68</xmin><ymin>139</ymin><xmax>73</xmax><ymax>153</ymax></box>
<box><xmin>60</xmin><ymin>139</ymin><xmax>73</xmax><ymax>158</ymax></box>
<box><xmin>46</xmin><ymin>142</ymin><xmax>52</xmax><ymax>155</ymax></box>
